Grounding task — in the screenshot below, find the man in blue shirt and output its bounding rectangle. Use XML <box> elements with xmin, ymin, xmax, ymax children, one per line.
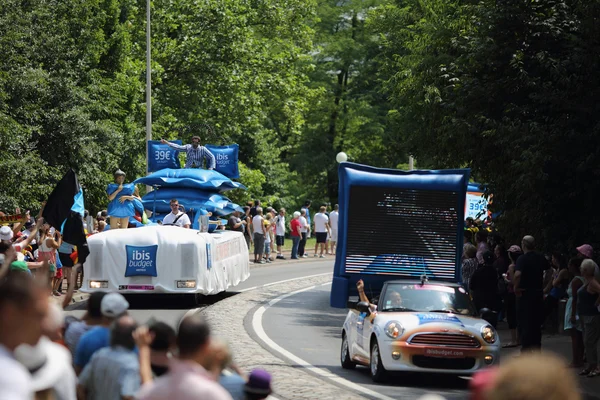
<box><xmin>161</xmin><ymin>136</ymin><xmax>216</xmax><ymax>169</ymax></box>
<box><xmin>78</xmin><ymin>315</ymin><xmax>140</xmax><ymax>400</ymax></box>
<box><xmin>74</xmin><ymin>292</ymin><xmax>130</xmax><ymax>374</ymax></box>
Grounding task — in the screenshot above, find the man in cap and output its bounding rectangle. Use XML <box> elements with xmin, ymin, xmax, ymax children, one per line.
<box><xmin>78</xmin><ymin>315</ymin><xmax>140</xmax><ymax>400</ymax></box>
<box><xmin>160</xmin><ymin>136</ymin><xmax>216</xmax><ymax>169</ymax></box>
<box><xmin>74</xmin><ymin>292</ymin><xmax>130</xmax><ymax>373</ymax></box>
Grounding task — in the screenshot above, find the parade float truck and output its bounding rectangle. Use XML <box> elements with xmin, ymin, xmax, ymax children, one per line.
<box><xmin>330</xmin><ymin>163</ymin><xmax>500</xmax><ymax>381</ymax></box>
<box><xmin>81</xmin><ymin>168</ymin><xmax>250</xmax><ymax>301</ymax></box>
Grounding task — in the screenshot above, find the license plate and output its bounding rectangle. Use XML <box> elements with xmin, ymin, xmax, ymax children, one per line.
<box><xmin>118</xmin><ymin>285</ymin><xmax>154</xmax><ymax>291</ymax></box>
<box><xmin>424</xmin><ymin>348</ymin><xmax>465</xmax><ymax>358</ymax></box>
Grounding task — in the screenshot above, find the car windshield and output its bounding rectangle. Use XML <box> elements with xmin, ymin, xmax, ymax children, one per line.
<box><xmin>379</xmin><ymin>283</ymin><xmax>476</xmax><ymax>315</ymax></box>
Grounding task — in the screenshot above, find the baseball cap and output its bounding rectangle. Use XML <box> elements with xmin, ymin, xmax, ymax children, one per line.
<box><xmin>577</xmin><ymin>244</ymin><xmax>593</xmax><ymax>259</ymax></box>
<box><xmin>508</xmin><ymin>245</ymin><xmax>522</xmax><ymax>253</ymax></box>
<box><xmin>0</xmin><ymin>225</ymin><xmax>13</xmax><ymax>241</ymax></box>
<box><xmin>9</xmin><ymin>261</ymin><xmax>29</xmax><ymax>273</ymax></box>
<box><xmin>100</xmin><ymin>292</ymin><xmax>130</xmax><ymax>318</ymax></box>
<box><xmin>24</xmin><ymin>219</ymin><xmax>34</xmax><ymax>229</ymax></box>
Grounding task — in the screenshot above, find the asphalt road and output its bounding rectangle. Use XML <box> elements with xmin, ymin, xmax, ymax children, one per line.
<box><xmin>259</xmin><ymin>282</ymin><xmax>470</xmax><ymax>400</ymax></box>
<box><xmin>64</xmin><ymin>259</ymin><xmax>333</xmax><ymax>327</ymax></box>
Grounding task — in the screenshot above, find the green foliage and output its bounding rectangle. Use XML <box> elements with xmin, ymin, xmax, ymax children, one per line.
<box><xmin>0</xmin><ymin>0</ymin><xmax>317</xmax><ymax>213</ymax></box>
<box><xmin>4</xmin><ymin>0</ymin><xmax>596</xmax><ymax>252</ymax></box>
<box><xmin>373</xmin><ymin>0</ymin><xmax>600</xmax><ymax>250</ymax></box>
<box><xmin>290</xmin><ymin>0</ymin><xmax>409</xmax><ymax>204</ymax></box>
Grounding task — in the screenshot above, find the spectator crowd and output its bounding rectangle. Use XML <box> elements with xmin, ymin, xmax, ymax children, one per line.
<box><xmin>462</xmin><ymin>219</ymin><xmax>600</xmax><ymax>379</ymax></box>
<box><xmin>1</xmin><ymin>201</ymin><xmax>599</xmax><ymax>400</ymax></box>
<box><xmin>229</xmin><ymin>200</ymin><xmax>339</xmax><ymax>264</ymax></box>
<box><xmin>0</xmin><ymin>271</ymin><xmax>273</xmax><ymax>400</ymax></box>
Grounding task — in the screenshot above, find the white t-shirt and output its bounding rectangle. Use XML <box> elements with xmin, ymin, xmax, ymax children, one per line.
<box><xmin>162</xmin><ymin>212</ymin><xmax>191</xmax><ymax>227</ymax></box>
<box><xmin>252</xmin><ymin>215</ymin><xmax>265</xmax><ymax>235</ymax></box>
<box><xmin>299</xmin><ymin>216</ymin><xmax>308</xmax><ymax>233</ymax></box>
<box><xmin>275</xmin><ymin>215</ymin><xmax>285</xmax><ymax>236</ymax></box>
<box><xmin>0</xmin><ymin>344</ymin><xmax>33</xmax><ymax>400</ymax></box>
<box><xmin>314</xmin><ymin>213</ymin><xmax>329</xmax><ymax>233</ymax></box>
<box><xmin>329</xmin><ymin>211</ymin><xmax>339</xmax><ymax>231</ymax></box>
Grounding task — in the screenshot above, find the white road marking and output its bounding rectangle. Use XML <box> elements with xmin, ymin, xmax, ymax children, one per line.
<box><xmin>238</xmin><ymin>272</ymin><xmax>332</xmax><ymax>293</ymax></box>
<box><xmin>180</xmin><ymin>272</ymin><xmax>332</xmax><ymax>324</ymax></box>
<box><xmin>251</xmin><ymin>283</ymin><xmax>397</xmax><ymax>400</ymax></box>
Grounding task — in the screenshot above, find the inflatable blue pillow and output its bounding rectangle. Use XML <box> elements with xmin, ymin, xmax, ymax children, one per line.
<box><xmin>141</xmin><ymin>188</ymin><xmax>231</xmax><ymax>208</ymax></box>
<box><xmin>134</xmin><ymin>168</ymin><xmax>246</xmax><ymax>192</ymax></box>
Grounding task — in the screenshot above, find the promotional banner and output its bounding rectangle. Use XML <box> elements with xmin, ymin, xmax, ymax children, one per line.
<box><xmin>465</xmin><ymin>191</ymin><xmax>489</xmax><ymax>220</ymax></box>
<box><xmin>125</xmin><ymin>244</ymin><xmax>158</xmax><ymax>277</ymax></box>
<box><xmin>147</xmin><ymin>140</ymin><xmax>182</xmax><ymax>172</ymax></box>
<box><xmin>205</xmin><ymin>144</ymin><xmax>239</xmax><ymax>179</ymax></box>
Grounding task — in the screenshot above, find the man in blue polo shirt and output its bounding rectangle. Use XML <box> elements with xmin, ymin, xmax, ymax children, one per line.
<box><xmin>74</xmin><ymin>292</ymin><xmax>130</xmax><ymax>374</ymax></box>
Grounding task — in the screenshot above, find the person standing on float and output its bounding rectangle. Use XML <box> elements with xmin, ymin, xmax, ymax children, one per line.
<box><xmin>160</xmin><ymin>136</ymin><xmax>216</xmax><ymax>169</ymax></box>
<box><xmin>107</xmin><ymin>169</ymin><xmax>140</xmax><ymax>229</ymax></box>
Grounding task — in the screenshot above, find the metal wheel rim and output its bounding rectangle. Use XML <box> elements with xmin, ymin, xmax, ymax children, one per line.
<box><xmin>341</xmin><ymin>336</ymin><xmax>348</xmax><ymax>362</ymax></box>
<box><xmin>371</xmin><ymin>344</ymin><xmax>379</xmax><ymax>376</ymax></box>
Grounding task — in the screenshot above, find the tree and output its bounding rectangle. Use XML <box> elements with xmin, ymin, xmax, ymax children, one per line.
<box><xmin>291</xmin><ymin>0</ymin><xmax>408</xmax><ymax>205</ymax></box>
<box><xmin>374</xmin><ymin>0</ymin><xmax>600</xmax><ymax>250</ymax></box>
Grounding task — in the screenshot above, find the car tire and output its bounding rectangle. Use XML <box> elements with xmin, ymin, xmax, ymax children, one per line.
<box><xmin>370</xmin><ymin>339</ymin><xmax>388</xmax><ymax>382</ymax></box>
<box><xmin>341</xmin><ymin>332</ymin><xmax>356</xmax><ymax>369</ymax></box>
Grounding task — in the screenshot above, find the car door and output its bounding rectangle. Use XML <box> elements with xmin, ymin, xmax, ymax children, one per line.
<box><xmin>355</xmin><ymin>310</ymin><xmax>373</xmax><ymax>358</ymax></box>
<box><xmin>360</xmin><ymin>312</ymin><xmax>375</xmax><ymax>358</ymax></box>
<box><xmin>344</xmin><ymin>310</ymin><xmax>359</xmax><ymax>358</ymax></box>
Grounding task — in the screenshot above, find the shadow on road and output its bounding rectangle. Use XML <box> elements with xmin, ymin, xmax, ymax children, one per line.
<box><xmin>65</xmin><ymin>291</ymin><xmax>242</xmax><ymax>311</ymax></box>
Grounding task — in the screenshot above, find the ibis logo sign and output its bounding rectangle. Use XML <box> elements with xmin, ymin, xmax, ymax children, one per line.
<box><xmin>125</xmin><ymin>245</ymin><xmax>158</xmax><ymax>277</ymax></box>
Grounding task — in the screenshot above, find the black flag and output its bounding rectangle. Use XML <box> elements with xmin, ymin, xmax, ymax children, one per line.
<box><xmin>42</xmin><ymin>169</ymin><xmax>89</xmax><ymax>264</ymax></box>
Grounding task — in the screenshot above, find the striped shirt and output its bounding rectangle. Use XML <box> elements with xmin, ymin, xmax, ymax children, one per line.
<box><xmin>64</xmin><ymin>320</ymin><xmax>93</xmax><ymax>359</ymax></box>
<box><xmin>78</xmin><ymin>346</ymin><xmax>140</xmax><ymax>400</ymax></box>
<box><xmin>167</xmin><ymin>143</ymin><xmax>216</xmax><ymax>169</ymax></box>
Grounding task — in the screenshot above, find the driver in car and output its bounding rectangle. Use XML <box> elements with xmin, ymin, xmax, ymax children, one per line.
<box><xmin>356</xmin><ymin>280</ymin><xmax>404</xmax><ymax>322</ymax></box>
<box><xmin>162</xmin><ymin>199</ymin><xmax>191</xmax><ymax>228</ymax></box>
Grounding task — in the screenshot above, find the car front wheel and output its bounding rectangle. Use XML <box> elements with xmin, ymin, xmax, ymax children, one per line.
<box><xmin>370</xmin><ymin>339</ymin><xmax>388</xmax><ymax>382</ymax></box>
<box><xmin>340</xmin><ymin>332</ymin><xmax>356</xmax><ymax>369</ymax></box>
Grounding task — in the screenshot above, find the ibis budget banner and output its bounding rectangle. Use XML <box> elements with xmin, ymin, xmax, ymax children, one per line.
<box><xmin>205</xmin><ymin>144</ymin><xmax>239</xmax><ymax>179</ymax></box>
<box><xmin>125</xmin><ymin>245</ymin><xmax>158</xmax><ymax>277</ymax></box>
<box><xmin>147</xmin><ymin>140</ymin><xmax>182</xmax><ymax>172</ymax></box>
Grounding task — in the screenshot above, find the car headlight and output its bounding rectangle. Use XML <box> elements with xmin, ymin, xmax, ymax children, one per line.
<box><xmin>385</xmin><ymin>321</ymin><xmax>404</xmax><ymax>339</ymax></box>
<box><xmin>480</xmin><ymin>324</ymin><xmax>497</xmax><ymax>344</ymax></box>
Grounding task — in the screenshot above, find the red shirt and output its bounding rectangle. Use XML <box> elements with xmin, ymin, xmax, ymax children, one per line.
<box><xmin>290</xmin><ymin>218</ymin><xmax>301</xmax><ymax>237</ymax></box>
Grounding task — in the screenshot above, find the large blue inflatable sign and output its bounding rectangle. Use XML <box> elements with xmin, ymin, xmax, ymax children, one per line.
<box><xmin>147</xmin><ymin>140</ymin><xmax>182</xmax><ymax>172</ymax></box>
<box><xmin>205</xmin><ymin>144</ymin><xmax>239</xmax><ymax>179</ymax></box>
<box><xmin>330</xmin><ymin>162</ymin><xmax>470</xmax><ymax>308</ymax></box>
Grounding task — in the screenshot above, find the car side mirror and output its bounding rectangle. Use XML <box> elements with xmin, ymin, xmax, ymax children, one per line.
<box><xmin>357</xmin><ymin>301</ymin><xmax>371</xmax><ymax>315</ymax></box>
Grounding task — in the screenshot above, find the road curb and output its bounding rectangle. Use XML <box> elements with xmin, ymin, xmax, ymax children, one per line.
<box><xmin>51</xmin><ymin>291</ymin><xmax>89</xmax><ymax>307</ymax></box>
<box><xmin>200</xmin><ymin>274</ymin><xmax>369</xmax><ymax>400</ymax></box>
